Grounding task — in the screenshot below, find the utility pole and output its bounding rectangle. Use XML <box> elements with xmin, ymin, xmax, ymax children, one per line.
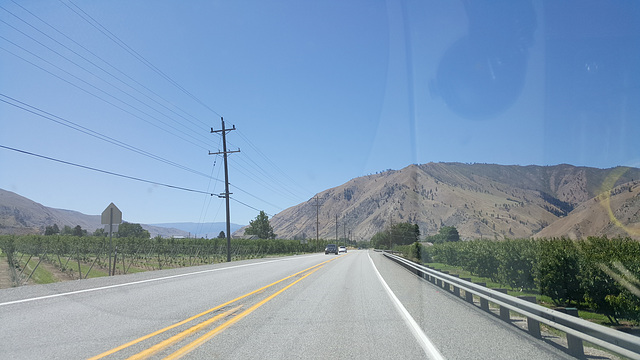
<box><xmin>343</xmin><ymin>221</ymin><xmax>346</xmax><ymax>247</ymax></box>
<box><xmin>312</xmin><ymin>195</ymin><xmax>320</xmax><ymax>252</ymax></box>
<box><xmin>335</xmin><ymin>214</ymin><xmax>338</xmax><ymax>244</ymax></box>
<box><xmin>389</xmin><ymin>214</ymin><xmax>394</xmax><ymax>250</ymax></box>
<box><xmin>210</xmin><ymin>117</ymin><xmax>239</xmax><ymax>262</ymax></box>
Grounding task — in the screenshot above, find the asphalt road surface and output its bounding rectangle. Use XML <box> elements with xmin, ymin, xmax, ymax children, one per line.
<box><xmin>0</xmin><ymin>250</ymin><xmax>575</xmax><ymax>359</ymax></box>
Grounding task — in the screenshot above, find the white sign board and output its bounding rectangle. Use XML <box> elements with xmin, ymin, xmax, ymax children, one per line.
<box><xmin>101</xmin><ymin>202</ymin><xmax>122</xmax><ymax>225</ymax></box>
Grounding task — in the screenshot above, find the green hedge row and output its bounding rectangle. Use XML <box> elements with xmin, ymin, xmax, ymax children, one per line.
<box><xmin>398</xmin><ymin>237</ymin><xmax>640</xmax><ymax>324</ymax></box>
<box><xmin>0</xmin><ymin>234</ymin><xmax>331</xmax><ymax>257</ymax></box>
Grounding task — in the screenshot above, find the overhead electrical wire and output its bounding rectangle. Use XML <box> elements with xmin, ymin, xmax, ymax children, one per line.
<box><xmin>0</xmin><ymin>144</ymin><xmax>216</xmax><ymax>196</ymax></box>
<box><xmin>237</xmin><ymin>130</ymin><xmax>313</xmax><ymax>196</ymax></box>
<box><xmin>60</xmin><ymin>0</ymin><xmax>222</xmax><ymax>118</ymax></box>
<box><xmin>1</xmin><ymin>143</ymin><xmax>275</xmax><ymax>216</ymax></box>
<box><xmin>0</xmin><ymin>3</ymin><xmax>211</xmax><ymax>135</ymax></box>
<box><xmin>8</xmin><ymin>0</ymin><xmax>210</xmax><ymax>130</ymax></box>
<box><xmin>0</xmin><ymin>41</ymin><xmax>212</xmax><ymax>151</ymax></box>
<box><xmin>0</xmin><ymin>94</ymin><xmax>222</xmax><ymax>183</ymax></box>
<box><xmin>56</xmin><ymin>1</ymin><xmax>304</xmax><ymax>214</ymax></box>
<box><xmin>0</xmin><ymin>34</ymin><xmax>214</xmax><ymax>151</ymax></box>
<box><xmin>196</xmin><ymin>148</ymin><xmax>222</xmax><ymax>236</ymax></box>
<box><xmin>230</xmin><ymin>197</ymin><xmax>274</xmax><ymax>218</ymax></box>
<box><xmin>3</xmin><ymin>1</ymin><xmax>296</xmax><ymax>219</ymax></box>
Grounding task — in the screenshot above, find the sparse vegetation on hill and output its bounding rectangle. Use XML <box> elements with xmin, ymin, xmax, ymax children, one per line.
<box><xmin>268</xmin><ymin>163</ymin><xmax>640</xmax><ymax>241</ymax></box>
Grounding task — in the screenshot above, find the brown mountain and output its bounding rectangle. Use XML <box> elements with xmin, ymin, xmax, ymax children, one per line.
<box><xmin>0</xmin><ymin>189</ymin><xmax>187</xmax><ymax>238</ymax></box>
<box><xmin>266</xmin><ymin>163</ymin><xmax>640</xmax><ymax>241</ymax></box>
<box><xmin>535</xmin><ymin>180</ymin><xmax>640</xmax><ymax>239</ymax></box>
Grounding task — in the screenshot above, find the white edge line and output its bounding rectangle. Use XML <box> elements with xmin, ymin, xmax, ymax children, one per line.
<box><xmin>0</xmin><ymin>254</ymin><xmax>317</xmax><ymax>307</ymax></box>
<box><xmin>368</xmin><ymin>251</ymin><xmax>446</xmax><ymax>360</ymax></box>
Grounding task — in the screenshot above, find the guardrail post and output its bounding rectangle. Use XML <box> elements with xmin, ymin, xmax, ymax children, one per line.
<box><xmin>451</xmin><ymin>274</ymin><xmax>461</xmax><ymax>297</ymax></box>
<box><xmin>477</xmin><ymin>282</ymin><xmax>489</xmax><ymax>311</ymax></box>
<box><xmin>518</xmin><ymin>296</ymin><xmax>541</xmax><ymax>339</ymax></box>
<box><xmin>441</xmin><ymin>271</ymin><xmax>450</xmax><ymax>291</ymax></box>
<box><xmin>461</xmin><ymin>277</ymin><xmax>473</xmax><ymax>303</ymax></box>
<box><xmin>564</xmin><ymin>308</ymin><xmax>584</xmax><ymax>357</ymax></box>
<box><xmin>495</xmin><ymin>289</ymin><xmax>510</xmax><ymax>321</ymax></box>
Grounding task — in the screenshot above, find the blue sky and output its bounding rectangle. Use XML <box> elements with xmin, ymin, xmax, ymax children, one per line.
<box><xmin>1</xmin><ymin>0</ymin><xmax>639</xmax><ymax>230</ymax></box>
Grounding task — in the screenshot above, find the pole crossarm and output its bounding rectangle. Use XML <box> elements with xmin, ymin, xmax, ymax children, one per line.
<box><xmin>209</xmin><ymin>149</ymin><xmax>240</xmax><ymax>156</ymax></box>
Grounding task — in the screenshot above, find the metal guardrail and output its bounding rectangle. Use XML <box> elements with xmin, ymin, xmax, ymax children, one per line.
<box><xmin>382</xmin><ymin>251</ymin><xmax>640</xmax><ymax>360</ymax></box>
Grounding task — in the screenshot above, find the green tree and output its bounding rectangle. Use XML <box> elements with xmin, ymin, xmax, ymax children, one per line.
<box><xmin>390</xmin><ymin>222</ymin><xmax>420</xmax><ymax>245</ymax></box>
<box><xmin>72</xmin><ymin>225</ymin><xmax>87</xmax><ymax>237</ymax></box>
<box><xmin>439</xmin><ymin>226</ymin><xmax>460</xmax><ymax>242</ymax></box>
<box><xmin>536</xmin><ymin>238</ymin><xmax>583</xmax><ymax>305</ymax></box>
<box><xmin>61</xmin><ymin>225</ymin><xmax>73</xmax><ymax>235</ymax></box>
<box><xmin>371</xmin><ymin>223</ymin><xmax>420</xmax><ymax>249</ymax></box>
<box><xmin>44</xmin><ymin>224</ymin><xmax>60</xmax><ymax>235</ymax></box>
<box><xmin>93</xmin><ymin>228</ymin><xmax>107</xmax><ymax>237</ymax></box>
<box><xmin>371</xmin><ymin>231</ymin><xmax>390</xmax><ymax>249</ymax></box>
<box><xmin>430</xmin><ymin>226</ymin><xmax>460</xmax><ymax>244</ymax></box>
<box><xmin>217</xmin><ymin>231</ymin><xmax>226</xmax><ymax>239</ymax></box>
<box><xmin>244</xmin><ymin>211</ymin><xmax>275</xmax><ymax>239</ymax></box>
<box><xmin>117</xmin><ymin>222</ymin><xmax>150</xmax><ymax>239</ymax></box>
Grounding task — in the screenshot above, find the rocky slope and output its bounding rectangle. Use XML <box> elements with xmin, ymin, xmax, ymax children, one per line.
<box><xmin>267</xmin><ymin>163</ymin><xmax>640</xmax><ymax>241</ymax></box>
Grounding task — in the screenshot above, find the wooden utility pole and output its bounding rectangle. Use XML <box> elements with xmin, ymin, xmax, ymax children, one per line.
<box><xmin>313</xmin><ymin>195</ymin><xmax>320</xmax><ymax>251</ymax></box>
<box><xmin>210</xmin><ymin>117</ymin><xmax>239</xmax><ymax>262</ymax></box>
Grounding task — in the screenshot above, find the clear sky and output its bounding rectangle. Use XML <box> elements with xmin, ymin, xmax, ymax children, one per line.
<box><xmin>1</xmin><ymin>0</ymin><xmax>639</xmax><ymax>229</ymax></box>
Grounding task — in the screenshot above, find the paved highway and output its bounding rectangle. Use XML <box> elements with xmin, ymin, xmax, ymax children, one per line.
<box><xmin>0</xmin><ymin>250</ymin><xmax>574</xmax><ymax>359</ymax></box>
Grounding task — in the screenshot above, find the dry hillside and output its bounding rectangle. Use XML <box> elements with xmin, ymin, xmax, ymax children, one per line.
<box><xmin>0</xmin><ymin>189</ymin><xmax>187</xmax><ymax>238</ymax></box>
<box><xmin>536</xmin><ymin>180</ymin><xmax>640</xmax><ymax>239</ymax></box>
<box><xmin>266</xmin><ymin>163</ymin><xmax>640</xmax><ymax>241</ymax></box>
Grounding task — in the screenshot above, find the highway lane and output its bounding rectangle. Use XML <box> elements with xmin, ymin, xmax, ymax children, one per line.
<box><xmin>0</xmin><ymin>250</ymin><xmax>574</xmax><ymax>359</ymax></box>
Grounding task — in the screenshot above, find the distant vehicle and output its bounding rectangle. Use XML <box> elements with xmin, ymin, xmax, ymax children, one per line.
<box><xmin>325</xmin><ymin>244</ymin><xmax>338</xmax><ymax>255</ymax></box>
<box><xmin>338</xmin><ymin>246</ymin><xmax>347</xmax><ymax>253</ymax></box>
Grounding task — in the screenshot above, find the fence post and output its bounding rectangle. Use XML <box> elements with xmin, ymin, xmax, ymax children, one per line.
<box><xmin>76</xmin><ymin>247</ymin><xmax>82</xmax><ymax>279</ymax></box>
<box><xmin>25</xmin><ymin>251</ymin><xmax>47</xmax><ymax>284</ymax></box>
<box><xmin>518</xmin><ymin>296</ymin><xmax>541</xmax><ymax>339</ymax></box>
<box><xmin>495</xmin><ymin>288</ymin><xmax>511</xmax><ymax>321</ymax></box>
<box><xmin>565</xmin><ymin>308</ymin><xmax>584</xmax><ymax>357</ymax></box>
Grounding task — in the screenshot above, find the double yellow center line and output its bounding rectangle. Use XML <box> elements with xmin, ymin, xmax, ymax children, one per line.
<box><xmin>89</xmin><ymin>256</ymin><xmax>340</xmax><ymax>360</ymax></box>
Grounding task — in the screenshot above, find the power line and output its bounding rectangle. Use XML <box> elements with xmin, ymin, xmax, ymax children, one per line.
<box><xmin>237</xmin><ymin>130</ymin><xmax>313</xmax><ymax>196</ymax></box>
<box><xmin>2</xmin><ymin>2</ymin><xmax>287</xmax><ymax>223</ymax></box>
<box><xmin>61</xmin><ymin>0</ymin><xmax>222</xmax><ymax>118</ymax></box>
<box><xmin>0</xmin><ymin>38</ymin><xmax>213</xmax><ymax>150</ymax></box>
<box><xmin>0</xmin><ymin>94</ymin><xmax>223</xmax><ymax>183</ymax></box>
<box><xmin>230</xmin><ymin>197</ymin><xmax>274</xmax><ymax>218</ymax></box>
<box><xmin>1</xmin><ymin>91</ymin><xmax>282</xmax><ymax>217</ymax></box>
<box><xmin>0</xmin><ymin>144</ymin><xmax>216</xmax><ymax>196</ymax></box>
<box><xmin>6</xmin><ymin>0</ymin><xmax>212</xmax><ymax>130</ymax></box>
<box><xmin>196</xmin><ymin>150</ymin><xmax>221</xmax><ymax>236</ymax></box>
<box><xmin>0</xmin><ymin>3</ymin><xmax>211</xmax><ymax>138</ymax></box>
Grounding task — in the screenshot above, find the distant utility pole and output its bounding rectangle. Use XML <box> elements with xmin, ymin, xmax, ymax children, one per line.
<box><xmin>343</xmin><ymin>221</ymin><xmax>346</xmax><ymax>246</ymax></box>
<box><xmin>210</xmin><ymin>117</ymin><xmax>240</xmax><ymax>262</ymax></box>
<box><xmin>313</xmin><ymin>195</ymin><xmax>321</xmax><ymax>252</ymax></box>
<box><xmin>335</xmin><ymin>214</ymin><xmax>338</xmax><ymax>243</ymax></box>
